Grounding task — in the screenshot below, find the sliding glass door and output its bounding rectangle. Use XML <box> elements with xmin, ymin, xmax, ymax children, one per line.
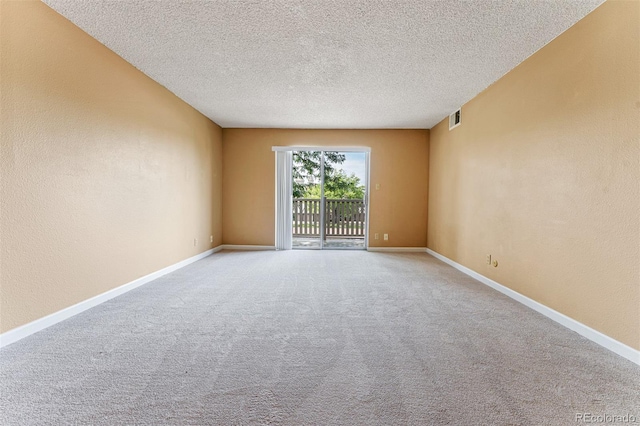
<box><xmin>292</xmin><ymin>150</ymin><xmax>367</xmax><ymax>250</ymax></box>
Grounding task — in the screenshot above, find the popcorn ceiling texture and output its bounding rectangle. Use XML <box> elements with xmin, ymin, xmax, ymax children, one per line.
<box><xmin>43</xmin><ymin>0</ymin><xmax>603</xmax><ymax>129</ymax></box>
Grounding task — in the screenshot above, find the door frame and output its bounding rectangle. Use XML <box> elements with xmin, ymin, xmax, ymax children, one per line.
<box><xmin>272</xmin><ymin>146</ymin><xmax>371</xmax><ymax>250</ymax></box>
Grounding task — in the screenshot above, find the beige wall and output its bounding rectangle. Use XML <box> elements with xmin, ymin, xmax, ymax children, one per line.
<box><xmin>222</xmin><ymin>129</ymin><xmax>429</xmax><ymax>247</ymax></box>
<box><xmin>428</xmin><ymin>0</ymin><xmax>639</xmax><ymax>350</ymax></box>
<box><xmin>2</xmin><ymin>0</ymin><xmax>634</xmax><ymax>353</ymax></box>
<box><xmin>0</xmin><ymin>1</ymin><xmax>223</xmax><ymax>333</ymax></box>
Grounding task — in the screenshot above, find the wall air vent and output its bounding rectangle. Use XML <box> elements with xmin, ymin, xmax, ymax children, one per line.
<box><xmin>449</xmin><ymin>108</ymin><xmax>461</xmax><ymax>130</ymax></box>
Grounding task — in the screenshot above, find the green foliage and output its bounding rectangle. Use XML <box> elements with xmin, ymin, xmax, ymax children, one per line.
<box><xmin>303</xmin><ymin>170</ymin><xmax>365</xmax><ymax>199</ymax></box>
<box><xmin>293</xmin><ymin>151</ymin><xmax>364</xmax><ymax>199</ymax></box>
<box><xmin>292</xmin><ymin>151</ymin><xmax>345</xmax><ymax>198</ymax></box>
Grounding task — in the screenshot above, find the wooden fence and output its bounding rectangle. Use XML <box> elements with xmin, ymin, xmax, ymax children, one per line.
<box><xmin>293</xmin><ymin>198</ymin><xmax>365</xmax><ymax>237</ymax></box>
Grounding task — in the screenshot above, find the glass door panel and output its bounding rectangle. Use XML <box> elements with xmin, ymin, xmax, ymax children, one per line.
<box><xmin>292</xmin><ymin>150</ymin><xmax>322</xmax><ymax>249</ymax></box>
<box><xmin>322</xmin><ymin>151</ymin><xmax>367</xmax><ymax>250</ymax></box>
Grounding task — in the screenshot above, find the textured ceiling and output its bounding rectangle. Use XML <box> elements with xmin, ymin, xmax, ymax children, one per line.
<box><xmin>43</xmin><ymin>0</ymin><xmax>603</xmax><ymax>129</ymax></box>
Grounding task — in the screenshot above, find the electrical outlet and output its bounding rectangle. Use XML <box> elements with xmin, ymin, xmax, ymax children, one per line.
<box><xmin>375</xmin><ymin>183</ymin><xmax>380</xmax><ymax>190</ymax></box>
<box><xmin>486</xmin><ymin>254</ymin><xmax>491</xmax><ymax>265</ymax></box>
<box><xmin>194</xmin><ymin>238</ymin><xmax>198</xmax><ymax>246</ymax></box>
<box><xmin>374</xmin><ymin>233</ymin><xmax>379</xmax><ymax>240</ymax></box>
<box><xmin>210</xmin><ymin>235</ymin><xmax>213</xmax><ymax>243</ymax></box>
<box><xmin>383</xmin><ymin>234</ymin><xmax>389</xmax><ymax>241</ymax></box>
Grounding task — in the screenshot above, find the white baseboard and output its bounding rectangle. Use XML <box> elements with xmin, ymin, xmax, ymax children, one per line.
<box><xmin>367</xmin><ymin>247</ymin><xmax>428</xmax><ymax>252</ymax></box>
<box><xmin>220</xmin><ymin>245</ymin><xmax>276</xmax><ymax>251</ymax></box>
<box><xmin>426</xmin><ymin>248</ymin><xmax>640</xmax><ymax>366</ymax></box>
<box><xmin>0</xmin><ymin>247</ymin><xmax>221</xmax><ymax>349</ymax></box>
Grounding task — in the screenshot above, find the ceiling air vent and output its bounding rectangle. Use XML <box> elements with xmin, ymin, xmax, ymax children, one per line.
<box><xmin>449</xmin><ymin>108</ymin><xmax>461</xmax><ymax>130</ymax></box>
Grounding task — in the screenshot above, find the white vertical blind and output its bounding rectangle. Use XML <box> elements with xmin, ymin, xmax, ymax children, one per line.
<box><xmin>275</xmin><ymin>151</ymin><xmax>293</xmax><ymax>250</ymax></box>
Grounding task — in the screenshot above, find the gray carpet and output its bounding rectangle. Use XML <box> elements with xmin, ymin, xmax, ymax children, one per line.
<box><xmin>1</xmin><ymin>250</ymin><xmax>638</xmax><ymax>425</ymax></box>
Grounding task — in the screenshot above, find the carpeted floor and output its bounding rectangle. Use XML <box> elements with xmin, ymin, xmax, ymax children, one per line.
<box><xmin>1</xmin><ymin>250</ymin><xmax>638</xmax><ymax>425</ymax></box>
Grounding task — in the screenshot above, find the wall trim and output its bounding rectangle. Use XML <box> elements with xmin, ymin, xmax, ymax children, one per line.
<box><xmin>5</xmin><ymin>244</ymin><xmax>635</xmax><ymax>366</ymax></box>
<box><xmin>0</xmin><ymin>246</ymin><xmax>222</xmax><ymax>349</ymax></box>
<box><xmin>367</xmin><ymin>247</ymin><xmax>428</xmax><ymax>252</ymax></box>
<box><xmin>272</xmin><ymin>146</ymin><xmax>371</xmax><ymax>153</ymax></box>
<box><xmin>220</xmin><ymin>245</ymin><xmax>276</xmax><ymax>251</ymax></box>
<box><xmin>426</xmin><ymin>248</ymin><xmax>640</xmax><ymax>366</ymax></box>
